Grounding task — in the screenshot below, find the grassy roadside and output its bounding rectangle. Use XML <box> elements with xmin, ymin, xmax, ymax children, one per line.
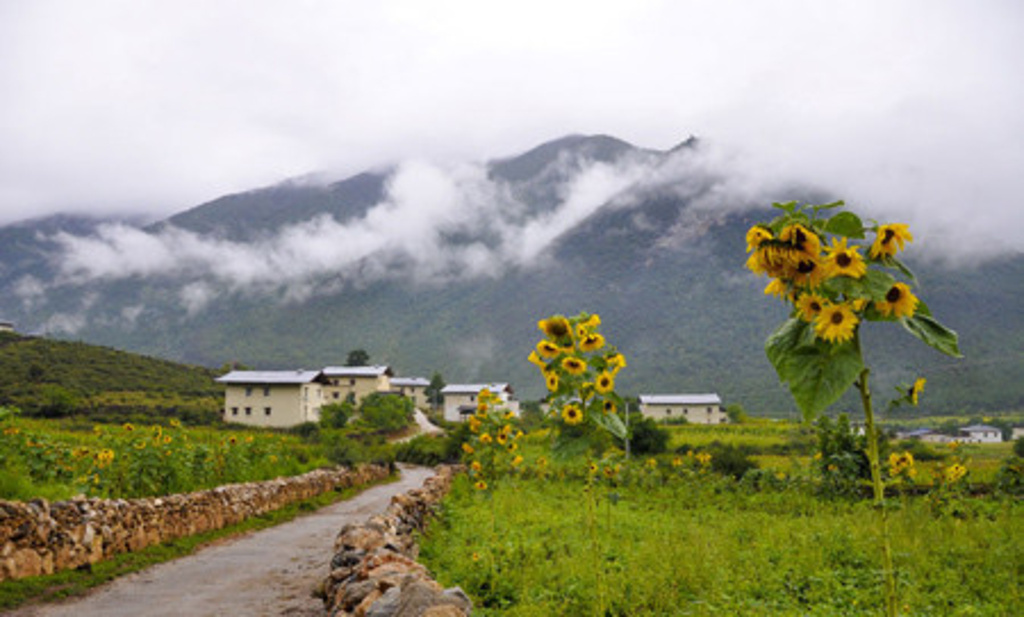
<box><xmin>0</xmin><ymin>471</ymin><xmax>399</xmax><ymax>611</ymax></box>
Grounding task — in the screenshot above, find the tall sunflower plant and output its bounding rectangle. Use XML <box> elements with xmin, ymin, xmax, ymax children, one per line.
<box><xmin>529</xmin><ymin>312</ymin><xmax>628</xmax><ymax>458</ymax></box>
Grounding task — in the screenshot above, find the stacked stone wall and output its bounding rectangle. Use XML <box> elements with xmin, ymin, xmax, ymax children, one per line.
<box><xmin>323</xmin><ymin>465</ymin><xmax>470</xmax><ymax>617</ymax></box>
<box><xmin>0</xmin><ymin>464</ymin><xmax>389</xmax><ymax>581</ymax></box>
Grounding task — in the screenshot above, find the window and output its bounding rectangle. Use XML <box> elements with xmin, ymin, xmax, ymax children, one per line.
<box><xmin>245</xmin><ymin>387</ymin><xmax>252</xmax><ymax>397</ymax></box>
<box><xmin>264</xmin><ymin>407</ymin><xmax>272</xmax><ymax>416</ymax></box>
<box><xmin>231</xmin><ymin>407</ymin><xmax>238</xmax><ymax>416</ymax></box>
<box><xmin>263</xmin><ymin>387</ymin><xmax>270</xmax><ymax>396</ymax></box>
<box><xmin>707</xmin><ymin>406</ymin><xmax>712</xmax><ymax>413</ymax></box>
<box><xmin>333</xmin><ymin>392</ymin><xmax>339</xmax><ymax>399</ymax></box>
<box><xmin>666</xmin><ymin>409</ymin><xmax>672</xmax><ymax>416</ymax></box>
<box><xmin>350</xmin><ymin>378</ymin><xmax>356</xmax><ymax>386</ymax></box>
<box><xmin>245</xmin><ymin>407</ymin><xmax>252</xmax><ymax>416</ymax></box>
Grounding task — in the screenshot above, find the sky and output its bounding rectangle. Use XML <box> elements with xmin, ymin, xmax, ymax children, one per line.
<box><xmin>1</xmin><ymin>0</ymin><xmax>1023</xmax><ymax>255</ymax></box>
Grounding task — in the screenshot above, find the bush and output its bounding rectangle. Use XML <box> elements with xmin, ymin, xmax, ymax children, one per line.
<box><xmin>816</xmin><ymin>413</ymin><xmax>878</xmax><ymax>498</ymax></box>
<box><xmin>394</xmin><ymin>435</ymin><xmax>452</xmax><ymax>466</ymax></box>
<box><xmin>706</xmin><ymin>443</ymin><xmax>758</xmax><ymax>480</ymax></box>
<box><xmin>359</xmin><ymin>393</ymin><xmax>414</xmax><ymax>432</ymax></box>
<box><xmin>1014</xmin><ymin>437</ymin><xmax>1024</xmax><ymax>458</ymax></box>
<box><xmin>321</xmin><ymin>402</ymin><xmax>353</xmax><ymax>429</ymax></box>
<box><xmin>629</xmin><ymin>416</ymin><xmax>669</xmax><ymax>455</ymax></box>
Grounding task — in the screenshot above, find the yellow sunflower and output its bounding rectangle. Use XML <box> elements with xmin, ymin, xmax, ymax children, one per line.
<box><xmin>480</xmin><ymin>433</ymin><xmax>493</xmax><ymax>444</ymax></box>
<box><xmin>538</xmin><ymin>316</ymin><xmax>571</xmax><ymax>339</ymax></box>
<box><xmin>545</xmin><ymin>371</ymin><xmax>559</xmax><ymax>392</ymax></box>
<box><xmin>875</xmin><ymin>282</ymin><xmax>918</xmax><ymax>318</ymax></box>
<box><xmin>869</xmin><ymin>223</ymin><xmax>913</xmax><ymax>259</ymax></box>
<box><xmin>562</xmin><ymin>403</ymin><xmax>584</xmax><ymax>425</ymax></box>
<box><xmin>606</xmin><ymin>353</ymin><xmax>627</xmax><ymax>375</ymax></box>
<box><xmin>579</xmin><ymin>332</ymin><xmax>606</xmax><ymax>352</ymax></box>
<box><xmin>595</xmin><ymin>371</ymin><xmax>614</xmax><ymax>394</ymax></box>
<box><xmin>474</xmin><ymin>480</ymin><xmax>488</xmax><ymax>491</ymax></box>
<box><xmin>561</xmin><ymin>356</ymin><xmax>586</xmax><ymax>376</ymax></box>
<box><xmin>462</xmin><ymin>442</ymin><xmax>475</xmax><ymax>455</ymax></box>
<box><xmin>909</xmin><ymin>377</ymin><xmax>926</xmax><ymax>405</ymax></box>
<box><xmin>470</xmin><ymin>460</ymin><xmax>482</xmax><ymax>472</ymax></box>
<box><xmin>536</xmin><ymin>340</ymin><xmax>561</xmax><ymax>358</ymax></box>
<box><xmin>764</xmin><ymin>278</ymin><xmax>789</xmax><ymax>300</ymax></box>
<box><xmin>746</xmin><ymin>225</ymin><xmax>773</xmax><ymax>252</ymax></box>
<box><xmin>789</xmin><ymin>257</ymin><xmax>828</xmax><ymax>288</ymax></box>
<box><xmin>814</xmin><ymin>302</ymin><xmax>859</xmax><ymax>344</ymax></box>
<box><xmin>825</xmin><ymin>237</ymin><xmax>866</xmax><ymax>279</ymax></box>
<box><xmin>795</xmin><ymin>293</ymin><xmax>827</xmax><ymax>323</ymax></box>
<box><xmin>528</xmin><ymin>351</ymin><xmax>547</xmax><ymax>370</ymax></box>
<box><xmin>779</xmin><ymin>223</ymin><xmax>821</xmax><ymax>259</ymax></box>
<box><xmin>602</xmin><ymin>399</ymin><xmax>617</xmax><ymax>415</ymax></box>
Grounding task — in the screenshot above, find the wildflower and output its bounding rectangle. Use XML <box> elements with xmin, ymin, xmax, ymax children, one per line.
<box><xmin>169</xmin><ymin>418</ymin><xmax>182</xmax><ymax>428</ymax></box>
<box><xmin>561</xmin><ymin>356</ymin><xmax>586</xmax><ymax>376</ymax></box>
<box><xmin>462</xmin><ymin>442</ymin><xmax>475</xmax><ymax>455</ymax></box>
<box><xmin>123</xmin><ymin>423</ymin><xmax>135</xmax><ymax>432</ymax></box>
<box><xmin>474</xmin><ymin>480</ymin><xmax>488</xmax><ymax>491</ymax></box>
<box><xmin>580</xmin><ymin>333</ymin><xmax>606</xmax><ymax>352</ymax></box>
<box><xmin>875</xmin><ymin>282</ymin><xmax>919</xmax><ymax>318</ymax></box>
<box><xmin>588</xmin><ymin>462</ymin><xmax>599</xmax><ymax>475</ymax></box>
<box><xmin>764</xmin><ymin>278</ymin><xmax>789</xmax><ymax>300</ymax></box>
<box><xmin>134</xmin><ymin>439</ymin><xmax>147</xmax><ymax>450</ymax></box>
<box><xmin>671</xmin><ymin>456</ymin><xmax>683</xmax><ymax>468</ymax></box>
<box><xmin>245</xmin><ymin>435</ymin><xmax>254</xmax><ymax>443</ymax></box>
<box><xmin>480</xmin><ymin>433</ymin><xmax>493</xmax><ymax>444</ymax></box>
<box><xmin>776</xmin><ymin>471</ymin><xmax>786</xmax><ymax>481</ymax></box>
<box><xmin>909</xmin><ymin>377</ymin><xmax>926</xmax><ymax>405</ymax></box>
<box><xmin>870</xmin><ymin>223</ymin><xmax>913</xmax><ymax>259</ymax></box>
<box><xmin>824</xmin><ymin>237</ymin><xmax>867</xmax><ymax>279</ymax></box>
<box><xmin>562</xmin><ymin>403</ymin><xmax>584</xmax><ymax>425</ymax></box>
<box><xmin>595</xmin><ymin>372</ymin><xmax>614</xmax><ymax>394</ymax></box>
<box><xmin>746</xmin><ymin>225</ymin><xmax>773</xmax><ymax>252</ymax></box>
<box><xmin>528</xmin><ymin>351</ymin><xmax>548</xmax><ymax>369</ymax></box>
<box><xmin>471</xmin><ymin>552</ymin><xmax>480</xmax><ymax>562</ymax></box>
<box><xmin>580</xmin><ymin>313</ymin><xmax>601</xmax><ymax>330</ymax></box>
<box><xmin>504</xmin><ymin>411</ymin><xmax>515</xmax><ymax>420</ymax></box>
<box><xmin>606</xmin><ymin>353</ymin><xmax>627</xmax><ymax>375</ymax></box>
<box><xmin>163</xmin><ymin>435</ymin><xmax>173</xmax><ymax>445</ymax></box>
<box><xmin>815</xmin><ymin>302</ymin><xmax>859</xmax><ymax>344</ymax></box>
<box><xmin>538</xmin><ymin>316</ymin><xmax>571</xmax><ymax>340</ymax></box>
<box><xmin>536</xmin><ymin>340</ymin><xmax>561</xmax><ymax>358</ymax></box>
<box><xmin>827</xmin><ymin>464</ymin><xmax>838</xmax><ymax>472</ymax></box>
<box><xmin>796</xmin><ymin>293</ymin><xmax>827</xmax><ymax>323</ymax></box>
<box><xmin>2</xmin><ymin>426</ymin><xmax>19</xmax><ymax>436</ymax></box>
<box><xmin>507</xmin><ymin>441</ymin><xmax>518</xmax><ymax>453</ymax></box>
<box><xmin>470</xmin><ymin>461</ymin><xmax>482</xmax><ymax>472</ymax></box>
<box><xmin>646</xmin><ymin>458</ymin><xmax>658</xmax><ymax>469</ymax></box>
<box><xmin>545</xmin><ymin>371</ymin><xmax>559</xmax><ymax>392</ymax></box>
<box><xmin>228</xmin><ymin>435</ymin><xmax>238</xmax><ymax>445</ymax></box>
<box><xmin>696</xmin><ymin>452</ymin><xmax>712</xmax><ymax>467</ymax></box>
<box><xmin>515</xmin><ymin>430</ymin><xmax>524</xmax><ymax>439</ymax></box>
<box><xmin>603</xmin><ymin>465</ymin><xmax>618</xmax><ymax>479</ymax></box>
<box><xmin>944</xmin><ymin>463</ymin><xmax>967</xmax><ymax>484</ymax></box>
<box><xmin>602</xmin><ymin>400</ymin><xmax>616</xmax><ymax>415</ymax></box>
<box><xmin>269</xmin><ymin>455</ymin><xmax>278</xmax><ymax>464</ymax></box>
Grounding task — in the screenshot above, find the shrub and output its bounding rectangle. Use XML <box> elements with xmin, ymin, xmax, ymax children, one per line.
<box><xmin>394</xmin><ymin>435</ymin><xmax>451</xmax><ymax>466</ymax></box>
<box><xmin>629</xmin><ymin>416</ymin><xmax>669</xmax><ymax>455</ymax></box>
<box><xmin>816</xmin><ymin>413</ymin><xmax>877</xmax><ymax>498</ymax></box>
<box><xmin>1014</xmin><ymin>437</ymin><xmax>1024</xmax><ymax>458</ymax></box>
<box><xmin>320</xmin><ymin>402</ymin><xmax>353</xmax><ymax>429</ymax></box>
<box><xmin>359</xmin><ymin>393</ymin><xmax>414</xmax><ymax>432</ymax></box>
<box><xmin>706</xmin><ymin>443</ymin><xmax>759</xmax><ymax>480</ymax></box>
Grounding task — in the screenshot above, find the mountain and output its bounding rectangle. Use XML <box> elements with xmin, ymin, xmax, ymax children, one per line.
<box><xmin>0</xmin><ymin>134</ymin><xmax>1021</xmax><ymax>417</ymax></box>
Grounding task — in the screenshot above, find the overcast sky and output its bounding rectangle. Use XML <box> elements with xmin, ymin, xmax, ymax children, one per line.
<box><xmin>1</xmin><ymin>0</ymin><xmax>1022</xmax><ymax>251</ymax></box>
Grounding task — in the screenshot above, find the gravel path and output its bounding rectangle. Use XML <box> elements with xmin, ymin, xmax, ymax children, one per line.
<box><xmin>8</xmin><ymin>465</ymin><xmax>436</xmax><ymax>617</ymax></box>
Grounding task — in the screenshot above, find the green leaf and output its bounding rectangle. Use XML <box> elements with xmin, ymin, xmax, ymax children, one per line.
<box><xmin>591</xmin><ymin>405</ymin><xmax>627</xmax><ymax>440</ymax></box>
<box><xmin>823</xmin><ymin>268</ymin><xmax>895</xmax><ymax>301</ymax></box>
<box><xmin>878</xmin><ymin>256</ymin><xmax>918</xmax><ymax>285</ymax></box>
<box><xmin>823</xmin><ymin>211</ymin><xmax>865</xmax><ymax>239</ymax></box>
<box><xmin>765</xmin><ymin>318</ymin><xmax>864</xmax><ymax>420</ymax></box>
<box><xmin>772</xmin><ymin>201</ymin><xmax>799</xmax><ymax>214</ymax></box>
<box><xmin>901</xmin><ymin>314</ymin><xmax>962</xmax><ymax>358</ymax></box>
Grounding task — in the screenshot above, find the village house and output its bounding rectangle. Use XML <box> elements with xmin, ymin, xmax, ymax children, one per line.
<box><xmin>638</xmin><ymin>394</ymin><xmax>728</xmax><ymax>424</ymax></box>
<box><xmin>391</xmin><ymin>377</ymin><xmax>431</xmax><ymax>409</ymax></box>
<box><xmin>440</xmin><ymin>383</ymin><xmax>520</xmax><ymax>422</ymax></box>
<box><xmin>0</xmin><ymin>321</ymin><xmax>14</xmax><ymax>334</ymax></box>
<box><xmin>216</xmin><ymin>370</ymin><xmax>329</xmax><ymax>428</ymax></box>
<box><xmin>958</xmin><ymin>424</ymin><xmax>1003</xmax><ymax>443</ymax></box>
<box><xmin>1013</xmin><ymin>427</ymin><xmax>1024</xmax><ymax>441</ymax></box>
<box><xmin>322</xmin><ymin>365</ymin><xmax>393</xmax><ymax>405</ymax></box>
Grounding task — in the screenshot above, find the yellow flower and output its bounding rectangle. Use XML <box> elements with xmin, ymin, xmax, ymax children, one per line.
<box><xmin>795</xmin><ymin>293</ymin><xmax>827</xmax><ymax>323</ymax></box>
<box><xmin>602</xmin><ymin>400</ymin><xmax>616</xmax><ymax>415</ymax></box>
<box><xmin>169</xmin><ymin>418</ymin><xmax>182</xmax><ymax>428</ymax></box>
<box><xmin>470</xmin><ymin>460</ymin><xmax>482</xmax><ymax>472</ymax></box>
<box><xmin>944</xmin><ymin>463</ymin><xmax>967</xmax><ymax>484</ymax></box>
<box><xmin>528</xmin><ymin>350</ymin><xmax>547</xmax><ymax>370</ymax></box>
<box><xmin>764</xmin><ymin>278</ymin><xmax>789</xmax><ymax>300</ymax></box>
<box><xmin>480</xmin><ymin>433</ymin><xmax>493</xmax><ymax>444</ymax></box>
<box><xmin>790</xmin><ymin>257</ymin><xmax>829</xmax><ymax>288</ymax></box>
<box><xmin>696</xmin><ymin>452</ymin><xmax>712</xmax><ymax>466</ymax></box>
<box><xmin>507</xmin><ymin>441</ymin><xmax>518</xmax><ymax>453</ymax></box>
<box><xmin>645</xmin><ymin>458</ymin><xmax>658</xmax><ymax>469</ymax></box>
<box><xmin>2</xmin><ymin>426</ymin><xmax>19</xmax><ymax>436</ymax></box>
<box><xmin>746</xmin><ymin>225</ymin><xmax>773</xmax><ymax>252</ymax></box>
<box><xmin>606</xmin><ymin>353</ymin><xmax>627</xmax><ymax>375</ymax></box>
<box><xmin>462</xmin><ymin>442</ymin><xmax>475</xmax><ymax>455</ymax></box>
<box><xmin>579</xmin><ymin>333</ymin><xmax>605</xmax><ymax>353</ymax></box>
<box><xmin>824</xmin><ymin>237</ymin><xmax>867</xmax><ymax>279</ymax></box>
<box><xmin>562</xmin><ymin>403</ymin><xmax>584</xmax><ymax>425</ymax></box>
<box><xmin>497</xmin><ymin>433</ymin><xmax>508</xmax><ymax>446</ymax></box>
<box><xmin>545</xmin><ymin>371</ymin><xmax>559</xmax><ymax>392</ymax></box>
<box><xmin>602</xmin><ymin>465</ymin><xmax>618</xmax><ymax>479</ymax></box>
<box><xmin>671</xmin><ymin>456</ymin><xmax>683</xmax><ymax>467</ymax></box>
<box><xmin>468</xmin><ymin>416</ymin><xmax>481</xmax><ymax>433</ymax></box>
<box><xmin>588</xmin><ymin>462</ymin><xmax>599</xmax><ymax>475</ymax></box>
<box><xmin>538</xmin><ymin>316</ymin><xmax>571</xmax><ymax>339</ymax></box>
<box><xmin>536</xmin><ymin>340</ymin><xmax>561</xmax><ymax>358</ymax></box>
<box><xmin>814</xmin><ymin>302</ymin><xmax>859</xmax><ymax>344</ymax></box>
<box><xmin>561</xmin><ymin>356</ymin><xmax>586</xmax><ymax>376</ymax></box>
<box><xmin>537</xmin><ymin>456</ymin><xmax>548</xmax><ymax>469</ymax></box>
<box><xmin>471</xmin><ymin>552</ymin><xmax>480</xmax><ymax>562</ymax></box>
<box><xmin>779</xmin><ymin>223</ymin><xmax>821</xmax><ymax>259</ymax></box>
<box><xmin>123</xmin><ymin>423</ymin><xmax>135</xmax><ymax>432</ymax></box>
<box><xmin>870</xmin><ymin>223</ymin><xmax>913</xmax><ymax>259</ymax></box>
<box><xmin>909</xmin><ymin>377</ymin><xmax>926</xmax><ymax>405</ymax></box>
<box><xmin>474</xmin><ymin>480</ymin><xmax>488</xmax><ymax>491</ymax></box>
<box><xmin>580</xmin><ymin>313</ymin><xmax>601</xmax><ymax>330</ymax></box>
<box><xmin>875</xmin><ymin>282</ymin><xmax>919</xmax><ymax>318</ymax></box>
<box><xmin>595</xmin><ymin>372</ymin><xmax>614</xmax><ymax>394</ymax></box>
<box><xmin>512</xmin><ymin>455</ymin><xmax>523</xmax><ymax>467</ymax></box>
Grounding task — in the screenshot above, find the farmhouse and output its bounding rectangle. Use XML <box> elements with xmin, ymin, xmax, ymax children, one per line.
<box><xmin>441</xmin><ymin>383</ymin><xmax>520</xmax><ymax>422</ymax></box>
<box><xmin>0</xmin><ymin>321</ymin><xmax>14</xmax><ymax>334</ymax></box>
<box><xmin>638</xmin><ymin>394</ymin><xmax>728</xmax><ymax>424</ymax></box>
<box><xmin>391</xmin><ymin>377</ymin><xmax>431</xmax><ymax>409</ymax></box>
<box><xmin>216</xmin><ymin>370</ymin><xmax>329</xmax><ymax>428</ymax></box>
<box><xmin>322</xmin><ymin>365</ymin><xmax>394</xmax><ymax>405</ymax></box>
<box><xmin>958</xmin><ymin>424</ymin><xmax>1002</xmax><ymax>443</ymax></box>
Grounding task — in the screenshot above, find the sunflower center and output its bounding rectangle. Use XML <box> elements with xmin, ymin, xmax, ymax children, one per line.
<box><xmin>886</xmin><ymin>287</ymin><xmax>902</xmax><ymax>302</ymax></box>
<box><xmin>810</xmin><ymin>301</ymin><xmax>821</xmax><ymax>312</ymax></box>
<box><xmin>883</xmin><ymin>228</ymin><xmax>895</xmax><ymax>243</ymax></box>
<box><xmin>797</xmin><ymin>260</ymin><xmax>816</xmax><ymax>274</ymax></box>
<box><xmin>831</xmin><ymin>311</ymin><xmax>845</xmax><ymax>325</ymax></box>
<box><xmin>836</xmin><ymin>253</ymin><xmax>852</xmax><ymax>267</ymax></box>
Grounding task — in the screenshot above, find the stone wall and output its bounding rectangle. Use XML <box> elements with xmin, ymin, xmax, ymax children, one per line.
<box><xmin>0</xmin><ymin>464</ymin><xmax>389</xmax><ymax>581</ymax></box>
<box><xmin>322</xmin><ymin>465</ymin><xmax>470</xmax><ymax>617</ymax></box>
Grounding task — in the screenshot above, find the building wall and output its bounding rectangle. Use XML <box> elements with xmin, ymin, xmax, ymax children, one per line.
<box><xmin>640</xmin><ymin>403</ymin><xmax>727</xmax><ymax>424</ymax></box>
<box><xmin>223</xmin><ymin>383</ymin><xmax>323</xmax><ymax>428</ymax></box>
<box><xmin>396</xmin><ymin>386</ymin><xmax>429</xmax><ymax>409</ymax></box>
<box><xmin>324</xmin><ymin>375</ymin><xmax>391</xmax><ymax>405</ymax></box>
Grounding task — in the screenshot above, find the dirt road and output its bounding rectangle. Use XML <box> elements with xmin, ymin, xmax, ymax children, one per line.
<box><xmin>9</xmin><ymin>465</ymin><xmax>435</xmax><ymax>617</ymax></box>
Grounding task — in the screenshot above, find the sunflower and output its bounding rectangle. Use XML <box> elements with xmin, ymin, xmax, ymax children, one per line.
<box><xmin>561</xmin><ymin>356</ymin><xmax>587</xmax><ymax>376</ymax></box>
<box><xmin>462</xmin><ymin>442</ymin><xmax>475</xmax><ymax>455</ymax></box>
<box><xmin>814</xmin><ymin>302</ymin><xmax>859</xmax><ymax>344</ymax></box>
<box><xmin>909</xmin><ymin>377</ymin><xmax>926</xmax><ymax>406</ymax></box>
<box><xmin>606</xmin><ymin>353</ymin><xmax>627</xmax><ymax>375</ymax></box>
<box><xmin>869</xmin><ymin>223</ymin><xmax>913</xmax><ymax>259</ymax></box>
<box><xmin>825</xmin><ymin>237</ymin><xmax>867</xmax><ymax>279</ymax></box>
<box><xmin>595</xmin><ymin>371</ymin><xmax>614</xmax><ymax>394</ymax></box>
<box><xmin>779</xmin><ymin>223</ymin><xmax>821</xmax><ymax>259</ymax></box>
<box><xmin>603</xmin><ymin>399</ymin><xmax>617</xmax><ymax>415</ymax></box>
<box><xmin>580</xmin><ymin>333</ymin><xmax>606</xmax><ymax>352</ymax></box>
<box><xmin>789</xmin><ymin>257</ymin><xmax>828</xmax><ymax>288</ymax></box>
<box><xmin>795</xmin><ymin>293</ymin><xmax>827</xmax><ymax>323</ymax></box>
<box><xmin>496</xmin><ymin>433</ymin><xmax>508</xmax><ymax>445</ymax></box>
<box><xmin>545</xmin><ymin>371</ymin><xmax>559</xmax><ymax>392</ymax></box>
<box><xmin>536</xmin><ymin>340</ymin><xmax>561</xmax><ymax>358</ymax></box>
<box><xmin>511</xmin><ymin>455</ymin><xmax>524</xmax><ymax>467</ymax></box>
<box><xmin>764</xmin><ymin>278</ymin><xmax>789</xmax><ymax>300</ymax></box>
<box><xmin>474</xmin><ymin>480</ymin><xmax>488</xmax><ymax>491</ymax></box>
<box><xmin>562</xmin><ymin>403</ymin><xmax>584</xmax><ymax>425</ymax></box>
<box><xmin>480</xmin><ymin>433</ymin><xmax>493</xmax><ymax>444</ymax></box>
<box><xmin>580</xmin><ymin>313</ymin><xmax>601</xmax><ymax>330</ymax></box>
<box><xmin>538</xmin><ymin>316</ymin><xmax>571</xmax><ymax>339</ymax></box>
<box><xmin>875</xmin><ymin>282</ymin><xmax>919</xmax><ymax>318</ymax></box>
<box><xmin>470</xmin><ymin>460</ymin><xmax>482</xmax><ymax>472</ymax></box>
<box><xmin>507</xmin><ymin>441</ymin><xmax>518</xmax><ymax>453</ymax></box>
<box><xmin>528</xmin><ymin>352</ymin><xmax>548</xmax><ymax>371</ymax></box>
<box><xmin>746</xmin><ymin>225</ymin><xmax>773</xmax><ymax>252</ymax></box>
<box><xmin>468</xmin><ymin>416</ymin><xmax>481</xmax><ymax>433</ymax></box>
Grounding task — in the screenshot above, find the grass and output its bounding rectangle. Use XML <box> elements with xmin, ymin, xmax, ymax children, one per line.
<box><xmin>419</xmin><ymin>471</ymin><xmax>1023</xmax><ymax>616</ymax></box>
<box><xmin>0</xmin><ymin>472</ymin><xmax>398</xmax><ymax>611</ymax></box>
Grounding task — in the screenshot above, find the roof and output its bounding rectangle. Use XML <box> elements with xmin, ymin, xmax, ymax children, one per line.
<box><xmin>960</xmin><ymin>425</ymin><xmax>1000</xmax><ymax>432</ymax></box>
<box><xmin>639</xmin><ymin>394</ymin><xmax>722</xmax><ymax>406</ymax></box>
<box><xmin>391</xmin><ymin>377</ymin><xmax>430</xmax><ymax>387</ymax></box>
<box><xmin>322</xmin><ymin>365</ymin><xmax>393</xmax><ymax>377</ymax></box>
<box><xmin>898</xmin><ymin>428</ymin><xmax>935</xmax><ymax>438</ymax></box>
<box><xmin>216</xmin><ymin>370</ymin><xmax>325</xmax><ymax>385</ymax></box>
<box><xmin>441</xmin><ymin>383</ymin><xmax>512</xmax><ymax>395</ymax></box>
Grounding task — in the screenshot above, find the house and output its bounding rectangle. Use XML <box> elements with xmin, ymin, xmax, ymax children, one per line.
<box><xmin>391</xmin><ymin>377</ymin><xmax>431</xmax><ymax>409</ymax></box>
<box><xmin>1013</xmin><ymin>427</ymin><xmax>1024</xmax><ymax>441</ymax></box>
<box><xmin>440</xmin><ymin>383</ymin><xmax>520</xmax><ymax>422</ymax></box>
<box><xmin>0</xmin><ymin>321</ymin><xmax>14</xmax><ymax>334</ymax></box>
<box><xmin>958</xmin><ymin>424</ymin><xmax>1002</xmax><ymax>443</ymax></box>
<box><xmin>895</xmin><ymin>428</ymin><xmax>938</xmax><ymax>441</ymax></box>
<box><xmin>216</xmin><ymin>370</ymin><xmax>329</xmax><ymax>428</ymax></box>
<box><xmin>322</xmin><ymin>365</ymin><xmax>394</xmax><ymax>405</ymax></box>
<box><xmin>638</xmin><ymin>394</ymin><xmax>728</xmax><ymax>424</ymax></box>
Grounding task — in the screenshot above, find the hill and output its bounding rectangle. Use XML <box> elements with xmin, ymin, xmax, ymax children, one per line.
<box><xmin>0</xmin><ymin>134</ymin><xmax>1021</xmax><ymax>418</ymax></box>
<box><xmin>0</xmin><ymin>332</ymin><xmax>222</xmax><ymax>423</ymax></box>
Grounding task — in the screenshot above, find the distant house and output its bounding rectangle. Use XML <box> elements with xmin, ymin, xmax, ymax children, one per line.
<box><xmin>1013</xmin><ymin>427</ymin><xmax>1024</xmax><ymax>441</ymax></box>
<box><xmin>895</xmin><ymin>428</ymin><xmax>938</xmax><ymax>441</ymax></box>
<box><xmin>0</xmin><ymin>321</ymin><xmax>14</xmax><ymax>334</ymax></box>
<box><xmin>322</xmin><ymin>365</ymin><xmax>393</xmax><ymax>405</ymax></box>
<box><xmin>959</xmin><ymin>425</ymin><xmax>1002</xmax><ymax>443</ymax></box>
<box><xmin>391</xmin><ymin>377</ymin><xmax>431</xmax><ymax>409</ymax></box>
<box><xmin>638</xmin><ymin>394</ymin><xmax>728</xmax><ymax>424</ymax></box>
<box><xmin>440</xmin><ymin>383</ymin><xmax>519</xmax><ymax>422</ymax></box>
<box><xmin>216</xmin><ymin>370</ymin><xmax>329</xmax><ymax>428</ymax></box>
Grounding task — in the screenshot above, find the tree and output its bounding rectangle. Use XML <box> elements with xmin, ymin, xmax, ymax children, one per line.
<box><xmin>359</xmin><ymin>392</ymin><xmax>413</xmax><ymax>432</ymax></box>
<box><xmin>425</xmin><ymin>372</ymin><xmax>446</xmax><ymax>409</ymax></box>
<box><xmin>346</xmin><ymin>349</ymin><xmax>370</xmax><ymax>366</ymax></box>
<box><xmin>320</xmin><ymin>401</ymin><xmax>354</xmax><ymax>429</ymax></box>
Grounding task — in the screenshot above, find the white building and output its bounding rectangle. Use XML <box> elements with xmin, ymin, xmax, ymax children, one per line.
<box><xmin>638</xmin><ymin>394</ymin><xmax>728</xmax><ymax>424</ymax></box>
<box><xmin>322</xmin><ymin>365</ymin><xmax>393</xmax><ymax>405</ymax></box>
<box><xmin>391</xmin><ymin>377</ymin><xmax>431</xmax><ymax>409</ymax></box>
<box><xmin>958</xmin><ymin>425</ymin><xmax>1002</xmax><ymax>443</ymax></box>
<box><xmin>440</xmin><ymin>383</ymin><xmax>519</xmax><ymax>422</ymax></box>
<box><xmin>217</xmin><ymin>370</ymin><xmax>328</xmax><ymax>428</ymax></box>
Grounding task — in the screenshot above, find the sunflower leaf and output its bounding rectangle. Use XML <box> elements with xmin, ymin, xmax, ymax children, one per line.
<box><xmin>591</xmin><ymin>407</ymin><xmax>627</xmax><ymax>440</ymax></box>
<box><xmin>879</xmin><ymin>255</ymin><xmax>918</xmax><ymax>285</ymax></box>
<box><xmin>901</xmin><ymin>314</ymin><xmax>962</xmax><ymax>358</ymax></box>
<box><xmin>823</xmin><ymin>211</ymin><xmax>864</xmax><ymax>238</ymax></box>
<box><xmin>765</xmin><ymin>318</ymin><xmax>863</xmax><ymax>420</ymax></box>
